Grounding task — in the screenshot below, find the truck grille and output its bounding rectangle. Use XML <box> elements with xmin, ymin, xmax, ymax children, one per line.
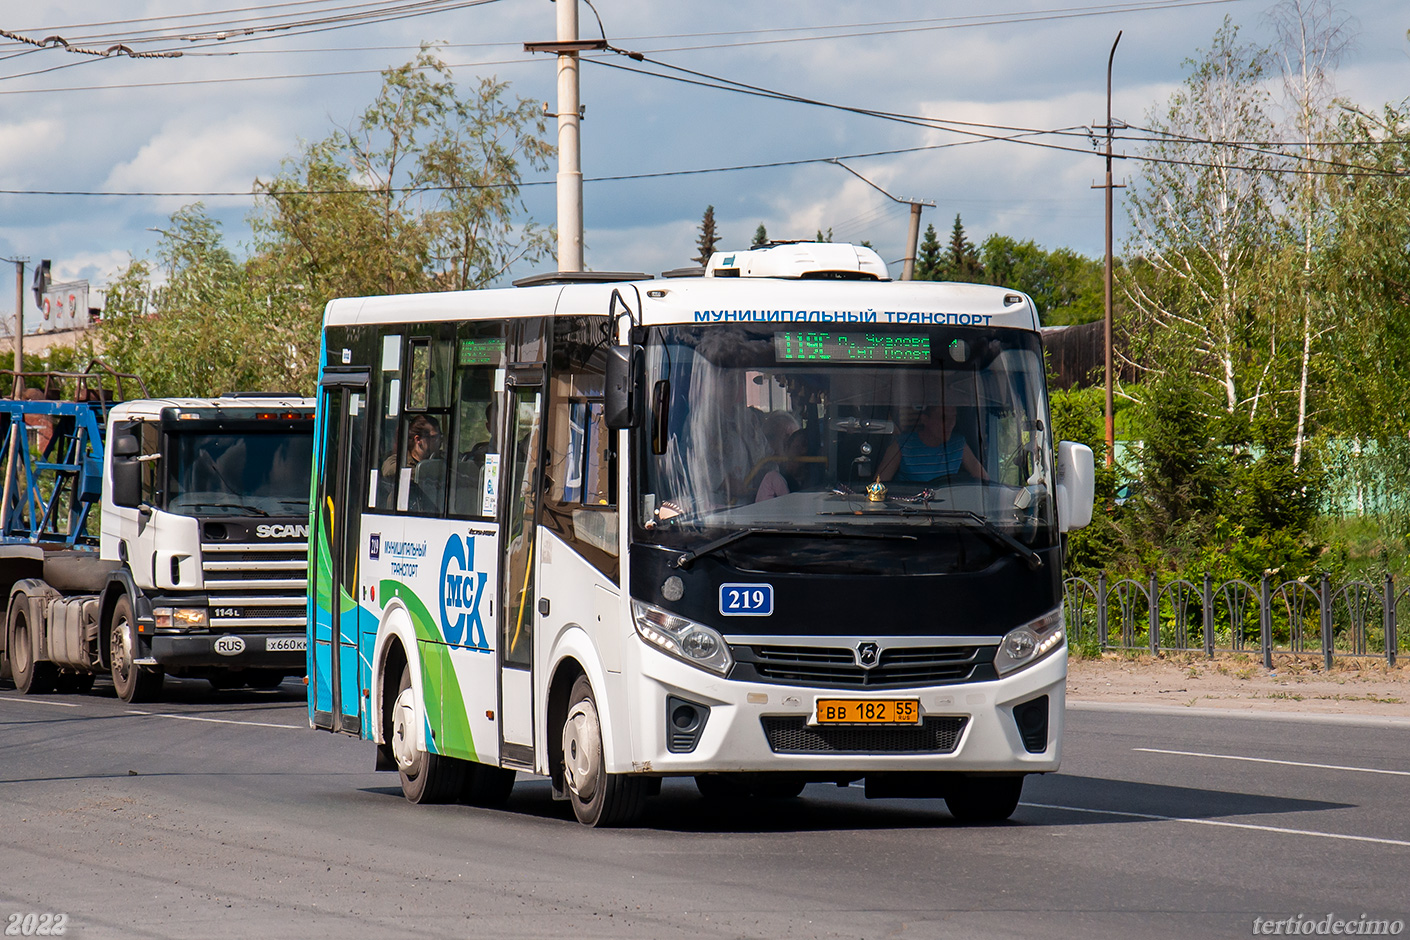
<box><xmin>761</xmin><ymin>716</ymin><xmax>968</xmax><ymax>754</ymax></box>
<box><xmin>732</xmin><ymin>644</ymin><xmax>997</xmax><ymax>689</ymax></box>
<box><xmin>201</xmin><ymin>541</ymin><xmax>307</xmax><ymax>633</ymax></box>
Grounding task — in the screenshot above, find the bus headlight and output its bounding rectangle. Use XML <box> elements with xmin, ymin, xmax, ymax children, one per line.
<box><xmin>994</xmin><ymin>608</ymin><xmax>1064</xmax><ymax>677</ymax></box>
<box><xmin>632</xmin><ymin>601</ymin><xmax>734</xmax><ymax>675</ymax></box>
<box><xmin>153</xmin><ymin>607</ymin><xmax>209</xmax><ymax>633</ymax></box>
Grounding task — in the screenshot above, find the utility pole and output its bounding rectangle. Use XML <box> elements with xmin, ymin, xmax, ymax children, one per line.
<box><xmin>827</xmin><ymin>160</ymin><xmax>934</xmax><ymax>280</ymax></box>
<box><xmin>1091</xmin><ymin>31</ymin><xmax>1124</xmax><ymax>469</ymax></box>
<box><xmin>525</xmin><ymin>2</ymin><xmax>606</xmax><ymax>274</ymax></box>
<box><xmin>12</xmin><ymin>258</ymin><xmax>23</xmax><ymax>395</ymax></box>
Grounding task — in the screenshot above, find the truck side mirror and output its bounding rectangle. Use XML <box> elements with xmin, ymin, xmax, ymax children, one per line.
<box><xmin>111</xmin><ymin>421</ymin><xmax>140</xmax><ymax>457</ymax></box>
<box><xmin>1055</xmin><ymin>441</ymin><xmax>1095</xmax><ymax>532</ymax></box>
<box><xmin>111</xmin><ymin>458</ymin><xmax>142</xmax><ymax>509</ymax></box>
<box><xmin>604</xmin><ymin>345</ymin><xmax>643</xmax><ymax>430</ymax></box>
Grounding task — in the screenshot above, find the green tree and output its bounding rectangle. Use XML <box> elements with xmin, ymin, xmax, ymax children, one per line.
<box><xmin>978</xmin><ymin>235</ymin><xmax>1104</xmax><ymax>324</ymax></box>
<box><xmin>101</xmin><ymin>207</ymin><xmax>300</xmax><ymax>397</ymax></box>
<box><xmin>939</xmin><ymin>214</ymin><xmax>983</xmax><ymax>282</ymax></box>
<box><xmin>814</xmin><ymin>227</ymin><xmax>833</xmax><ymax>243</ymax></box>
<box><xmin>101</xmin><ymin>48</ymin><xmax>551</xmax><ymax>397</ymax></box>
<box><xmin>751</xmin><ymin>223</ymin><xmax>768</xmax><ymax>247</ymax></box>
<box><xmin>914</xmin><ymin>223</ymin><xmax>942</xmax><ymax>280</ymax></box>
<box><xmin>694</xmin><ymin>205</ymin><xmax>720</xmax><ymax>265</ymax></box>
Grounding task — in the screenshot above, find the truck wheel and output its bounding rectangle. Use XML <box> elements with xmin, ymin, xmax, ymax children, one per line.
<box><xmin>390</xmin><ymin>663</ymin><xmax>463</xmax><ymax>804</ymax></box>
<box><xmin>110</xmin><ymin>595</ymin><xmax>163</xmax><ymax>703</ymax></box>
<box><xmin>560</xmin><ymin>675</ymin><xmax>648</xmax><ymax>827</ymax></box>
<box><xmin>944</xmin><ymin>775</ymin><xmax>1024</xmax><ymax>823</ymax></box>
<box><xmin>8</xmin><ymin>599</ymin><xmax>57</xmax><ymax>695</ymax></box>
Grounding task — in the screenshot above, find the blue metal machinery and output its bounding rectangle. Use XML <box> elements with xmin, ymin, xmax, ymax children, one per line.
<box><xmin>0</xmin><ymin>364</ymin><xmax>146</xmax><ymax>548</ymax></box>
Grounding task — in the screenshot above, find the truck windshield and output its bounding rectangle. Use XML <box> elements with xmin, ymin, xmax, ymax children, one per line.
<box><xmin>634</xmin><ymin>323</ymin><xmax>1055</xmax><ymax>556</ymax></box>
<box><xmin>167</xmin><ymin>432</ymin><xmax>313</xmax><ymax>517</ymax></box>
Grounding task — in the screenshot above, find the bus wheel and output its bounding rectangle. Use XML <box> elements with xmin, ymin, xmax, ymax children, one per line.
<box><xmin>944</xmin><ymin>775</ymin><xmax>1024</xmax><ymax>823</ymax></box>
<box><xmin>110</xmin><ymin>595</ymin><xmax>163</xmax><ymax>704</ymax></box>
<box><xmin>561</xmin><ymin>675</ymin><xmax>648</xmax><ymax>827</ymax></box>
<box><xmin>8</xmin><ymin>600</ymin><xmax>57</xmax><ymax>695</ymax></box>
<box><xmin>391</xmin><ymin>663</ymin><xmax>463</xmax><ymax>804</ymax></box>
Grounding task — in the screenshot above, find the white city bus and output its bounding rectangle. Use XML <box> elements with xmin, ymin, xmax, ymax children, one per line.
<box><xmin>307</xmin><ymin>242</ymin><xmax>1094</xmax><ymax>826</ymax></box>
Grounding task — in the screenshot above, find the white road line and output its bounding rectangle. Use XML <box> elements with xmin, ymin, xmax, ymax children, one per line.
<box><xmin>1133</xmin><ymin>747</ymin><xmax>1410</xmax><ymax>777</ymax></box>
<box><xmin>125</xmin><ymin>710</ymin><xmax>303</xmax><ymax>730</ymax></box>
<box><xmin>0</xmin><ymin>696</ymin><xmax>80</xmax><ymax>707</ymax></box>
<box><xmin>1021</xmin><ymin>801</ymin><xmax>1410</xmax><ymax>848</ymax></box>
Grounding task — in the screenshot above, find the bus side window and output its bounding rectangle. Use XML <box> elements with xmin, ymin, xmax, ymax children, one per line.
<box><xmin>373</xmin><ymin>332</ymin><xmax>403</xmax><ymax>511</ymax></box>
<box><xmin>449</xmin><ymin>325</ymin><xmax>506</xmax><ymax>518</ymax></box>
<box><xmin>544</xmin><ymin>315</ymin><xmax>618</xmax><ymax>581</ymax></box>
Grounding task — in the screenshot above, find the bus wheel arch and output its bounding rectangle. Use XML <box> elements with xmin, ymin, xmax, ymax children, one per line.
<box><xmin>546</xmin><ymin>657</ymin><xmax>586</xmax><ymax>795</ymax></box>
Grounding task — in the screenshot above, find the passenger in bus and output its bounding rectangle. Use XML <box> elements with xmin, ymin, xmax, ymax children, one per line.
<box><xmin>877</xmin><ymin>403</ymin><xmax>987</xmax><ymax>483</ymax></box>
<box><xmin>755</xmin><ymin>429</ymin><xmax>810</xmax><ymax>501</ymax></box>
<box><xmin>381</xmin><ymin>414</ymin><xmax>443</xmax><ymax>512</ymax></box>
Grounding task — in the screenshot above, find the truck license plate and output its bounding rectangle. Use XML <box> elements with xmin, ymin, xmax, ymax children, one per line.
<box><xmin>816</xmin><ymin>699</ymin><xmax>921</xmax><ymax>725</ymax></box>
<box><xmin>266</xmin><ymin>636</ymin><xmax>307</xmax><ymax>652</ymax></box>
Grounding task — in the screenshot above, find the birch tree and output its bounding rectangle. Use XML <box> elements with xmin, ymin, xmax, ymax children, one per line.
<box><xmin>1270</xmin><ymin>0</ymin><xmax>1355</xmax><ymax>466</ymax></box>
<box><xmin>1124</xmin><ymin>18</ymin><xmax>1281</xmax><ymax>421</ymax></box>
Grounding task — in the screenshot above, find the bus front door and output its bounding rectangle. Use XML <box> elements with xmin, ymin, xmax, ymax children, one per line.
<box><xmin>498</xmin><ymin>380</ymin><xmax>542</xmax><ymax>765</ymax></box>
<box><xmin>312</xmin><ymin>377</ymin><xmax>369</xmax><ymax>735</ymax></box>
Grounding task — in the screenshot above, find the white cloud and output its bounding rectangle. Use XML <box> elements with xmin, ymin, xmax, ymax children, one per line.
<box><xmin>102</xmin><ymin>114</ymin><xmax>288</xmax><ymax>211</ymax></box>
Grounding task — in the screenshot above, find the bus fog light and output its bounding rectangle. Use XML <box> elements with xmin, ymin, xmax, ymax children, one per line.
<box><xmin>632</xmin><ymin>601</ymin><xmax>733</xmax><ymax>675</ymax></box>
<box><xmin>994</xmin><ymin>608</ymin><xmax>1063</xmax><ymax>676</ymax></box>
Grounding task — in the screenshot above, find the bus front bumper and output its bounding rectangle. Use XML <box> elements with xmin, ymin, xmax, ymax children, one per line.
<box><xmin>618</xmin><ymin>637</ymin><xmax>1065</xmax><ymax>776</ymax></box>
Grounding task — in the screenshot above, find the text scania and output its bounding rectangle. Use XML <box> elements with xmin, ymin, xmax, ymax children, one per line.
<box><xmin>256</xmin><ymin>523</ymin><xmax>310</xmax><ymax>539</ymax></box>
<box><xmin>692</xmin><ymin>309</ymin><xmax>994</xmax><ymax>325</ymax></box>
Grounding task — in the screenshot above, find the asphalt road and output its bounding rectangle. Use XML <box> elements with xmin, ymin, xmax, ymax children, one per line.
<box><xmin>1</xmin><ymin>678</ymin><xmax>1407</xmax><ymax>940</ymax></box>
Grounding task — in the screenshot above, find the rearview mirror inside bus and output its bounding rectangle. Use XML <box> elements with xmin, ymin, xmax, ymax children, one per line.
<box><xmin>605</xmin><ymin>344</ymin><xmax>643</xmax><ymax>430</ymax></box>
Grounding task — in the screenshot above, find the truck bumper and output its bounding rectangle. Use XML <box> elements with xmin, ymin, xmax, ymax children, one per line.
<box><xmin>148</xmin><ymin>634</ymin><xmax>306</xmax><ymax>671</ymax></box>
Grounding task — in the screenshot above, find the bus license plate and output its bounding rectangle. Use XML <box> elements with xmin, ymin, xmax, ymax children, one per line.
<box><xmin>266</xmin><ymin>636</ymin><xmax>307</xmax><ymax>652</ymax></box>
<box><xmin>816</xmin><ymin>699</ymin><xmax>921</xmax><ymax>725</ymax></box>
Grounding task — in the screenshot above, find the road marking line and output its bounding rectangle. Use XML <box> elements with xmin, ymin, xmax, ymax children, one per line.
<box><xmin>125</xmin><ymin>710</ymin><xmax>303</xmax><ymax>730</ymax></box>
<box><xmin>0</xmin><ymin>696</ymin><xmax>80</xmax><ymax>707</ymax></box>
<box><xmin>1133</xmin><ymin>747</ymin><xmax>1410</xmax><ymax>777</ymax></box>
<box><xmin>1021</xmin><ymin>801</ymin><xmax>1410</xmax><ymax>848</ymax></box>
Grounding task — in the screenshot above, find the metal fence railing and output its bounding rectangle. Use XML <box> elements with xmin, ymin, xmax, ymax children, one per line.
<box><xmin>1063</xmin><ymin>573</ymin><xmax>1408</xmax><ymax>667</ymax></box>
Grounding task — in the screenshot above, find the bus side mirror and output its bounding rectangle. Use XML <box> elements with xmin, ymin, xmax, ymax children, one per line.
<box><xmin>112</xmin><ymin>457</ymin><xmax>142</xmax><ymax>508</ymax></box>
<box><xmin>604</xmin><ymin>344</ymin><xmax>643</xmax><ymax>430</ymax></box>
<box><xmin>1055</xmin><ymin>441</ymin><xmax>1094</xmax><ymax>532</ymax></box>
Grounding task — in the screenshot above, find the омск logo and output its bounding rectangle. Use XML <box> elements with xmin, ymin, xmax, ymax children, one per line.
<box><xmin>439</xmin><ymin>533</ymin><xmax>488</xmax><ymax>649</ymax></box>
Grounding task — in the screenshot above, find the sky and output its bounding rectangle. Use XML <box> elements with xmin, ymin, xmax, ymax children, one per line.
<box><xmin>0</xmin><ymin>0</ymin><xmax>1405</xmax><ymax>330</ymax></box>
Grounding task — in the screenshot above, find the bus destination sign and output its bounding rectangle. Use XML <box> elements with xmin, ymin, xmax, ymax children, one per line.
<box><xmin>773</xmin><ymin>330</ymin><xmax>931</xmax><ymax>364</ymax></box>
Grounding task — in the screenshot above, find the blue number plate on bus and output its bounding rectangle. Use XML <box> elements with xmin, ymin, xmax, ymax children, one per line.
<box><xmin>719</xmin><ymin>583</ymin><xmax>773</xmax><ymax>616</ymax></box>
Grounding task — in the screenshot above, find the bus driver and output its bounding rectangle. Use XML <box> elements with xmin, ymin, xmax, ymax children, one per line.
<box><xmin>876</xmin><ymin>402</ymin><xmax>987</xmax><ymax>484</ymax></box>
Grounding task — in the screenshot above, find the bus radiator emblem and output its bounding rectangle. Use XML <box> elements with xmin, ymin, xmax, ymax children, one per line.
<box><xmin>855</xmin><ymin>642</ymin><xmax>880</xmax><ymax>669</ymax></box>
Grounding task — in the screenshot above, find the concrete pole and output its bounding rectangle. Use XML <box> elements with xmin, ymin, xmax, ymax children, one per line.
<box><xmin>555</xmin><ymin>0</ymin><xmax>583</xmax><ymax>273</ymax></box>
<box><xmin>901</xmin><ymin>203</ymin><xmax>923</xmax><ymax>281</ymax></box>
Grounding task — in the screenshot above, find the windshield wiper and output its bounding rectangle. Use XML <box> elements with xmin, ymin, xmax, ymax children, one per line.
<box><xmin>820</xmin><ymin>507</ymin><xmax>1042</xmax><ymax>569</ymax></box>
<box><xmin>672</xmin><ymin>526</ymin><xmax>916</xmax><ymax>569</ymax></box>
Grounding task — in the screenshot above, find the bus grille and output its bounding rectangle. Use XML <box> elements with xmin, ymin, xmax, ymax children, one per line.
<box><xmin>761</xmin><ymin>716</ymin><xmax>968</xmax><ymax>754</ymax></box>
<box><xmin>733</xmin><ymin>644</ymin><xmax>996</xmax><ymax>689</ymax></box>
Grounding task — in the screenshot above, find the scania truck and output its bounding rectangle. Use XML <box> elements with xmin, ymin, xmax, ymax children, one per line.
<box><xmin>0</xmin><ymin>367</ymin><xmax>314</xmax><ymax>702</ymax></box>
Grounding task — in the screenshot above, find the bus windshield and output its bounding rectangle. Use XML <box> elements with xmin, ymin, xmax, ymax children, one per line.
<box><xmin>635</xmin><ymin>323</ymin><xmax>1054</xmax><ymax>551</ymax></box>
<box><xmin>167</xmin><ymin>431</ymin><xmax>313</xmax><ymax>517</ymax></box>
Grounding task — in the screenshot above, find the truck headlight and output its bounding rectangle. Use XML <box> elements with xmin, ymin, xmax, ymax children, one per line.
<box><xmin>994</xmin><ymin>608</ymin><xmax>1064</xmax><ymax>676</ymax></box>
<box><xmin>632</xmin><ymin>601</ymin><xmax>733</xmax><ymax>675</ymax></box>
<box><xmin>154</xmin><ymin>607</ymin><xmax>208</xmax><ymax>633</ymax></box>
